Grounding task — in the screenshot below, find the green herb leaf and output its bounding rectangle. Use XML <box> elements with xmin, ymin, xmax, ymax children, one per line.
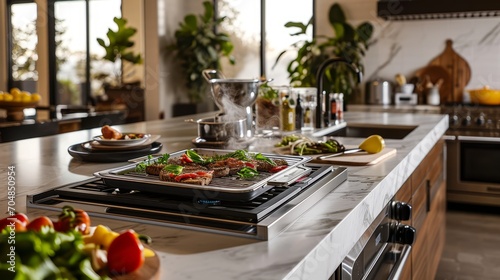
<box><xmin>237</xmin><ymin>167</ymin><xmax>259</xmax><ymax>179</ymax></box>
<box><xmin>254</xmin><ymin>153</ymin><xmax>276</xmax><ymax>166</ymax></box>
<box><xmin>163</xmin><ymin>164</ymin><xmax>184</xmax><ymax>175</ymax></box>
<box><xmin>186</xmin><ymin>150</ymin><xmax>206</xmax><ymax>164</ymax></box>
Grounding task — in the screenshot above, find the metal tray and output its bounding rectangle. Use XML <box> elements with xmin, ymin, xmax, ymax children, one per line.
<box><xmin>94</xmin><ymin>148</ymin><xmax>312</xmax><ymax>201</ymax></box>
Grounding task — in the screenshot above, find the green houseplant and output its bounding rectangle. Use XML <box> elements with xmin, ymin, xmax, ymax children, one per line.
<box><xmin>97</xmin><ymin>16</ymin><xmax>143</xmax><ymax>88</ymax></box>
<box><xmin>168</xmin><ymin>1</ymin><xmax>235</xmax><ymax>105</ymax></box>
<box><xmin>275</xmin><ymin>3</ymin><xmax>373</xmax><ymax>103</ymax></box>
<box><xmin>95</xmin><ymin>17</ymin><xmax>145</xmax><ymax>122</ymax></box>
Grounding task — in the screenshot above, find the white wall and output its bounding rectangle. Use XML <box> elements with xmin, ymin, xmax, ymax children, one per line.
<box><xmin>315</xmin><ymin>0</ymin><xmax>500</xmax><ymax>103</ymax></box>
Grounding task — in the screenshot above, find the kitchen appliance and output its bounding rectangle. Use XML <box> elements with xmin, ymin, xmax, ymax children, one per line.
<box><xmin>334</xmin><ymin>200</ymin><xmax>415</xmax><ymax>280</ymax></box>
<box><xmin>442</xmin><ymin>104</ymin><xmax>500</xmax><ymax>206</ymax></box>
<box><xmin>27</xmin><ymin>162</ymin><xmax>348</xmax><ymax>240</ymax></box>
<box><xmin>395</xmin><ymin>93</ymin><xmax>418</xmax><ymax>105</ymax></box>
<box><xmin>377</xmin><ymin>0</ymin><xmax>500</xmax><ymax>21</ymax></box>
<box><xmin>366</xmin><ymin>79</ymin><xmax>393</xmax><ymax>105</ymax></box>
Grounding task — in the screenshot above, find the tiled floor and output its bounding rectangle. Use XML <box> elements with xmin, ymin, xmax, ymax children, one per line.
<box><xmin>435</xmin><ymin>203</ymin><xmax>500</xmax><ymax>280</ymax></box>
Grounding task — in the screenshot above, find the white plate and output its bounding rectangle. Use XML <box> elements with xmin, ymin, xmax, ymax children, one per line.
<box><xmin>92</xmin><ymin>133</ymin><xmax>150</xmax><ymax>146</ymax></box>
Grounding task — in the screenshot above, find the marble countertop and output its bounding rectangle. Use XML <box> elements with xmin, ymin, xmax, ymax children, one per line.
<box><xmin>0</xmin><ymin>111</ymin><xmax>448</xmax><ymax>279</ymax></box>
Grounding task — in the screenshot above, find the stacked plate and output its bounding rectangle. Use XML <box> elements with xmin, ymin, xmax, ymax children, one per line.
<box><xmin>68</xmin><ymin>133</ymin><xmax>163</xmax><ymax>162</ymax></box>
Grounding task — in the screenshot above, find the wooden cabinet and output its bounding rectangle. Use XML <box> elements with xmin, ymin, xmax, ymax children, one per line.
<box><xmin>394</xmin><ymin>139</ymin><xmax>446</xmax><ymax>280</ymax></box>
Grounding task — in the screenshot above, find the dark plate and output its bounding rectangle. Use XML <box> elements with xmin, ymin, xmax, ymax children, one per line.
<box><xmin>68</xmin><ymin>142</ymin><xmax>163</xmax><ymax>162</ymax></box>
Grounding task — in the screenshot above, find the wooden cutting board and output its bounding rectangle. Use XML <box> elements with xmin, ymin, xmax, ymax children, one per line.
<box><xmin>310</xmin><ymin>147</ymin><xmax>397</xmax><ymax>166</ymax></box>
<box><xmin>426</xmin><ymin>39</ymin><xmax>471</xmax><ymax>103</ymax></box>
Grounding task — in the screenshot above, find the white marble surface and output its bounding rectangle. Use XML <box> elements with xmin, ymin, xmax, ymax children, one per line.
<box><xmin>0</xmin><ymin>111</ymin><xmax>448</xmax><ymax>279</ymax></box>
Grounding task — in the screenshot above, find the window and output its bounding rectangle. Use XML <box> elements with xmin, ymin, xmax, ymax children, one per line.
<box><xmin>216</xmin><ymin>0</ymin><xmax>314</xmax><ymax>85</ymax></box>
<box><xmin>7</xmin><ymin>0</ymin><xmax>121</xmax><ymax>111</ymax></box>
<box><xmin>8</xmin><ymin>0</ymin><xmax>38</xmax><ymax>93</ymax></box>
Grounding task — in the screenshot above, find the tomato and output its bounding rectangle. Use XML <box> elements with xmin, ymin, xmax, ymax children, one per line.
<box><xmin>245</xmin><ymin>162</ymin><xmax>256</xmax><ymax>169</ymax></box>
<box><xmin>12</xmin><ymin>213</ymin><xmax>29</xmax><ymax>226</ymax></box>
<box><xmin>26</xmin><ymin>216</ymin><xmax>54</xmax><ymax>231</ymax></box>
<box><xmin>269</xmin><ymin>165</ymin><xmax>288</xmax><ymax>173</ymax></box>
<box><xmin>180</xmin><ymin>153</ymin><xmax>193</xmax><ymax>164</ymax></box>
<box><xmin>174</xmin><ymin>173</ymin><xmax>198</xmax><ymax>182</ymax></box>
<box><xmin>55</xmin><ymin>206</ymin><xmax>91</xmax><ymax>234</ymax></box>
<box><xmin>0</xmin><ymin>218</ymin><xmax>26</xmax><ymax>232</ymax></box>
<box><xmin>107</xmin><ymin>230</ymin><xmax>145</xmax><ymax>275</ymax></box>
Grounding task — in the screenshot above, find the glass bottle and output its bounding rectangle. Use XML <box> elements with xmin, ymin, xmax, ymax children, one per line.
<box><xmin>295</xmin><ymin>93</ymin><xmax>303</xmax><ymax>130</ymax></box>
<box><xmin>280</xmin><ymin>94</ymin><xmax>295</xmax><ymax>131</ymax></box>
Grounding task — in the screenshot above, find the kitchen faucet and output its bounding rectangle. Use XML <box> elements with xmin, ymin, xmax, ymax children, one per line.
<box><xmin>315</xmin><ymin>58</ymin><xmax>363</xmax><ymax>128</ymax></box>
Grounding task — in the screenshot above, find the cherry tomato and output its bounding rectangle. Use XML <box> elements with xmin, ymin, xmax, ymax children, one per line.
<box><xmin>107</xmin><ymin>230</ymin><xmax>145</xmax><ymax>275</ymax></box>
<box><xmin>55</xmin><ymin>206</ymin><xmax>91</xmax><ymax>234</ymax></box>
<box><xmin>12</xmin><ymin>213</ymin><xmax>29</xmax><ymax>226</ymax></box>
<box><xmin>0</xmin><ymin>218</ymin><xmax>26</xmax><ymax>232</ymax></box>
<box><xmin>26</xmin><ymin>216</ymin><xmax>54</xmax><ymax>231</ymax></box>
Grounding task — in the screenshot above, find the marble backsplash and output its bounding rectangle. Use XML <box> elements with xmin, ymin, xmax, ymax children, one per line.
<box><xmin>315</xmin><ymin>0</ymin><xmax>500</xmax><ymax>103</ymax></box>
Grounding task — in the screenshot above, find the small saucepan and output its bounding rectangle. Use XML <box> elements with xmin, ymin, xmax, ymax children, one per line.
<box><xmin>186</xmin><ymin>117</ymin><xmax>247</xmax><ymax>142</ymax></box>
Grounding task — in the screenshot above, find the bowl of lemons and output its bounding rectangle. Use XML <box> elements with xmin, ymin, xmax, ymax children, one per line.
<box><xmin>0</xmin><ymin>88</ymin><xmax>42</xmax><ymax>121</ymax></box>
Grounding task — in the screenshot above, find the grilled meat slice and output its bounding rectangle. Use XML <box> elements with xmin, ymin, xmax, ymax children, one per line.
<box><xmin>209</xmin><ymin>166</ymin><xmax>230</xmax><ymax>178</ymax></box>
<box><xmin>159</xmin><ymin>169</ymin><xmax>213</xmax><ymax>185</ymax></box>
<box><xmin>145</xmin><ymin>164</ymin><xmax>165</xmax><ymax>176</ymax></box>
<box><xmin>256</xmin><ymin>158</ymin><xmax>288</xmax><ymax>172</ymax></box>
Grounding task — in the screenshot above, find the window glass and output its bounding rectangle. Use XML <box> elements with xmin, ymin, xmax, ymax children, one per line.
<box><xmin>216</xmin><ymin>0</ymin><xmax>313</xmax><ymax>84</ymax></box>
<box><xmin>265</xmin><ymin>0</ymin><xmax>313</xmax><ymax>85</ymax></box>
<box><xmin>54</xmin><ymin>1</ymin><xmax>87</xmax><ymax>105</ymax></box>
<box><xmin>89</xmin><ymin>0</ymin><xmax>122</xmax><ymax>97</ymax></box>
<box><xmin>10</xmin><ymin>2</ymin><xmax>38</xmax><ymax>92</ymax></box>
<box><xmin>217</xmin><ymin>0</ymin><xmax>261</xmax><ymax>79</ymax></box>
<box><xmin>53</xmin><ymin>0</ymin><xmax>121</xmax><ymax>105</ymax></box>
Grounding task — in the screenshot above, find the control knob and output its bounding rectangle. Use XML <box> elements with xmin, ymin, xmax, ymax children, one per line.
<box><xmin>392</xmin><ymin>224</ymin><xmax>416</xmax><ymax>245</ymax></box>
<box><xmin>475</xmin><ymin>114</ymin><xmax>486</xmax><ymax>126</ymax></box>
<box><xmin>391</xmin><ymin>201</ymin><xmax>412</xmax><ymax>221</ymax></box>
<box><xmin>461</xmin><ymin>115</ymin><xmax>472</xmax><ymax>126</ymax></box>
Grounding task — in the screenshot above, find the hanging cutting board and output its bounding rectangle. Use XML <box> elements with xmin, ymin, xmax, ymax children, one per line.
<box><xmin>310</xmin><ymin>147</ymin><xmax>397</xmax><ymax>166</ymax></box>
<box><xmin>427</xmin><ymin>39</ymin><xmax>471</xmax><ymax>103</ymax></box>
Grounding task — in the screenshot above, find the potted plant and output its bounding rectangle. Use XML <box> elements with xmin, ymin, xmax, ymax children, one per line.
<box><xmin>168</xmin><ymin>1</ymin><xmax>235</xmax><ymax>116</ymax></box>
<box><xmin>275</xmin><ymin>3</ymin><xmax>373</xmax><ymax>105</ymax></box>
<box><xmin>95</xmin><ymin>16</ymin><xmax>145</xmax><ymax>122</ymax></box>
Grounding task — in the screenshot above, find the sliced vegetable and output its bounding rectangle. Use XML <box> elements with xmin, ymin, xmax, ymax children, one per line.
<box><xmin>269</xmin><ymin>165</ymin><xmax>288</xmax><ymax>173</ymax></box>
<box><xmin>107</xmin><ymin>230</ymin><xmax>145</xmax><ymax>275</ymax></box>
<box><xmin>253</xmin><ymin>153</ymin><xmax>276</xmax><ymax>166</ymax></box>
<box><xmin>237</xmin><ymin>167</ymin><xmax>259</xmax><ymax>179</ymax></box>
<box><xmin>163</xmin><ymin>164</ymin><xmax>184</xmax><ymax>175</ymax></box>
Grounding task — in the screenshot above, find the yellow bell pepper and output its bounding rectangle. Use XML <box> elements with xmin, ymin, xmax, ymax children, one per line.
<box><xmin>84</xmin><ymin>225</ymin><xmax>155</xmax><ymax>257</ymax></box>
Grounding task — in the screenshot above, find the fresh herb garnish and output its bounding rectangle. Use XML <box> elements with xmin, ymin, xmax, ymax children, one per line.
<box><xmin>186</xmin><ymin>150</ymin><xmax>208</xmax><ymax>164</ymax></box>
<box><xmin>156</xmin><ymin>153</ymin><xmax>170</xmax><ymax>164</ymax></box>
<box><xmin>162</xmin><ymin>164</ymin><xmax>184</xmax><ymax>175</ymax></box>
<box><xmin>237</xmin><ymin>167</ymin><xmax>259</xmax><ymax>179</ymax></box>
<box><xmin>135</xmin><ymin>155</ymin><xmax>153</xmax><ymax>172</ymax></box>
<box><xmin>253</xmin><ymin>153</ymin><xmax>276</xmax><ymax>166</ymax></box>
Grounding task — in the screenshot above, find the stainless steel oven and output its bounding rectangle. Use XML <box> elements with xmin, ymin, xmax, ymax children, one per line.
<box><xmin>334</xmin><ymin>201</ymin><xmax>415</xmax><ymax>280</ymax></box>
<box><xmin>443</xmin><ymin>104</ymin><xmax>500</xmax><ymax>206</ymax></box>
<box><xmin>446</xmin><ymin>135</ymin><xmax>500</xmax><ymax>206</ymax></box>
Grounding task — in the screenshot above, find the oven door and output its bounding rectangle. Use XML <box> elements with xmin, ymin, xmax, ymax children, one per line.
<box><xmin>447</xmin><ymin>135</ymin><xmax>500</xmax><ymax>206</ymax></box>
<box><xmin>336</xmin><ymin>201</ymin><xmax>414</xmax><ymax>280</ymax></box>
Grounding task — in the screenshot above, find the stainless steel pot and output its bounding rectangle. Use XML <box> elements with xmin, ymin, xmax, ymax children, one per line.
<box><xmin>187</xmin><ymin>117</ymin><xmax>247</xmax><ymax>142</ymax></box>
<box><xmin>202</xmin><ymin>69</ymin><xmax>262</xmax><ymax>110</ymax></box>
<box><xmin>366</xmin><ymin>79</ymin><xmax>393</xmax><ymax>105</ymax></box>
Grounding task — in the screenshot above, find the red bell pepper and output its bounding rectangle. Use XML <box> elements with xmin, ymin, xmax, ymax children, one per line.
<box><xmin>107</xmin><ymin>230</ymin><xmax>145</xmax><ymax>275</ymax></box>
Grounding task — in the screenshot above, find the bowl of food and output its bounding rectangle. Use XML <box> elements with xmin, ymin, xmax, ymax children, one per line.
<box><xmin>94</xmin><ymin>125</ymin><xmax>150</xmax><ymax>146</ymax></box>
<box><xmin>0</xmin><ymin>89</ymin><xmax>41</xmax><ymax>121</ymax></box>
<box><xmin>468</xmin><ymin>86</ymin><xmax>500</xmax><ymax>105</ymax></box>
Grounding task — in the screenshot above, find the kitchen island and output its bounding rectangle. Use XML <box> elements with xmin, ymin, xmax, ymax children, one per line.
<box><xmin>1</xmin><ymin>111</ymin><xmax>448</xmax><ymax>279</ymax></box>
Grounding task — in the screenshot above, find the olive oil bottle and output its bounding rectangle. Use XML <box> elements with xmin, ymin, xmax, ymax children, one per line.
<box><xmin>280</xmin><ymin>94</ymin><xmax>295</xmax><ymax>131</ymax></box>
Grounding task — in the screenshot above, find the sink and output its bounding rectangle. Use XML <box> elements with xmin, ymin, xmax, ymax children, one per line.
<box><xmin>314</xmin><ymin>123</ymin><xmax>417</xmax><ymax>139</ymax></box>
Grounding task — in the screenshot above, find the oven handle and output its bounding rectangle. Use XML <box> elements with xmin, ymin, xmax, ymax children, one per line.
<box><xmin>443</xmin><ymin>135</ymin><xmax>456</xmax><ymax>141</ymax></box>
<box><xmin>457</xmin><ymin>135</ymin><xmax>500</xmax><ymax>142</ymax></box>
<box><xmin>388</xmin><ymin>244</ymin><xmax>412</xmax><ymax>280</ymax></box>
